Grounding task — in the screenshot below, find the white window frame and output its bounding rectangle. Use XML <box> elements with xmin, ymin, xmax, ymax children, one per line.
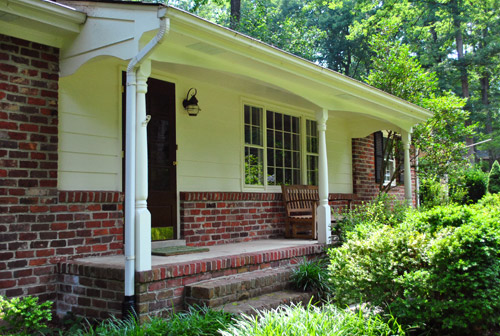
<box><xmin>241</xmin><ymin>100</ymin><xmax>316</xmax><ymax>192</ymax></box>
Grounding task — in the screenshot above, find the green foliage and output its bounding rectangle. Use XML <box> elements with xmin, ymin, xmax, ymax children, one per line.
<box><xmin>329</xmin><ymin>196</ymin><xmax>500</xmax><ymax>335</ymax></box>
<box><xmin>418</xmin><ymin>177</ymin><xmax>448</xmax><ymax>208</ymax></box>
<box><xmin>0</xmin><ymin>296</ymin><xmax>52</xmax><ymax>336</ymax></box>
<box><xmin>290</xmin><ymin>257</ymin><xmax>333</xmax><ymax>300</ymax></box>
<box><xmin>488</xmin><ymin>160</ymin><xmax>500</xmax><ymax>194</ymax></box>
<box><xmin>449</xmin><ymin>167</ymin><xmax>488</xmax><ymax>204</ymax></box>
<box><xmin>77</xmin><ymin>306</ymin><xmax>235</xmax><ymax>336</ymax></box>
<box><xmin>338</xmin><ymin>193</ymin><xmax>409</xmax><ymax>241</ymax></box>
<box><xmin>220</xmin><ymin>302</ymin><xmax>405</xmax><ymax>336</ymax></box>
<box><xmin>244</xmin><ymin>154</ymin><xmax>263</xmax><ymax>185</ymax></box>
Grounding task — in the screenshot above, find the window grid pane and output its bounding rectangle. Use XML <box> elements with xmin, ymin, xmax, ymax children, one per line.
<box><xmin>306</xmin><ymin>120</ymin><xmax>318</xmax><ymax>186</ymax></box>
<box><xmin>244</xmin><ymin>105</ymin><xmax>264</xmax><ymax>185</ymax></box>
<box><xmin>267</xmin><ymin>111</ymin><xmax>300</xmax><ymax>185</ymax></box>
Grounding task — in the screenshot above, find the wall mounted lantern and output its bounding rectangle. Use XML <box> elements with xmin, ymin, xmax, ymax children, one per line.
<box><xmin>182</xmin><ymin>88</ymin><xmax>201</xmax><ymax>116</ymax></box>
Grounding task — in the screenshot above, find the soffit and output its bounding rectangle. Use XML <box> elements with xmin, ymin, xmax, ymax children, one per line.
<box><xmin>0</xmin><ymin>0</ymin><xmax>86</xmax><ymax>47</ymax></box>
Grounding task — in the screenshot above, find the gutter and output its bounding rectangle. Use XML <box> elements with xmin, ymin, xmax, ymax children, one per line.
<box><xmin>123</xmin><ymin>6</ymin><xmax>169</xmax><ymax>319</ymax></box>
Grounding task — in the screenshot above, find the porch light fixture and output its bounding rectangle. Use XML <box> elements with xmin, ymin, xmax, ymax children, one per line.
<box><xmin>182</xmin><ymin>88</ymin><xmax>201</xmax><ymax>116</ymax></box>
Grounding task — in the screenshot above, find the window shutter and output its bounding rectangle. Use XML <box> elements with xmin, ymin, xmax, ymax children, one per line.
<box><xmin>374</xmin><ymin>131</ymin><xmax>383</xmax><ymax>183</ymax></box>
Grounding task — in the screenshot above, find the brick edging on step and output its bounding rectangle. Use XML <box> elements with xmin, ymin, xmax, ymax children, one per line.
<box><xmin>138</xmin><ymin>244</ymin><xmax>324</xmax><ymax>282</ymax></box>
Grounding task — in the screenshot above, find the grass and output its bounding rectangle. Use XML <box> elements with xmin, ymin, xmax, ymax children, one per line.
<box><xmin>221</xmin><ymin>302</ymin><xmax>405</xmax><ymax>336</ymax></box>
<box><xmin>76</xmin><ymin>306</ymin><xmax>235</xmax><ymax>336</ymax></box>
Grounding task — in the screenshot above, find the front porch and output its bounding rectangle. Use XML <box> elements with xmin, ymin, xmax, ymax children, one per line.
<box><xmin>56</xmin><ymin>239</ymin><xmax>324</xmax><ymax>322</ymax></box>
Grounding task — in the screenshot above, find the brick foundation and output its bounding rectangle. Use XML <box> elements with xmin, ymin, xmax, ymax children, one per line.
<box><xmin>0</xmin><ymin>34</ymin><xmax>124</xmax><ymax>300</ymax></box>
<box><xmin>352</xmin><ymin>134</ymin><xmax>416</xmax><ymax>205</ymax></box>
<box><xmin>57</xmin><ymin>242</ymin><xmax>324</xmax><ymax>321</ymax></box>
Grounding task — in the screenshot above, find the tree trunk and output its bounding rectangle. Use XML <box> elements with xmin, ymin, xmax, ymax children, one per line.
<box><xmin>454</xmin><ymin>17</ymin><xmax>474</xmax><ymax>162</ymax></box>
<box><xmin>230</xmin><ymin>0</ymin><xmax>241</xmax><ymax>30</ymax></box>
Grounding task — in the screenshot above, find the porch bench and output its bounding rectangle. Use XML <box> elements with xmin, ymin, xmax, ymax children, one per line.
<box><xmin>281</xmin><ymin>185</ymin><xmax>357</xmax><ymax>239</ymax></box>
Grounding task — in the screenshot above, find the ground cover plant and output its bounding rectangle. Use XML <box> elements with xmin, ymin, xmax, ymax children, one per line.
<box><xmin>220</xmin><ymin>302</ymin><xmax>405</xmax><ymax>336</ymax></box>
<box><xmin>329</xmin><ymin>193</ymin><xmax>500</xmax><ymax>335</ymax></box>
<box><xmin>77</xmin><ymin>305</ymin><xmax>234</xmax><ymax>336</ymax></box>
<box><xmin>290</xmin><ymin>257</ymin><xmax>333</xmax><ymax>301</ymax></box>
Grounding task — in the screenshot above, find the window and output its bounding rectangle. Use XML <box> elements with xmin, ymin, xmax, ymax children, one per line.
<box><xmin>244</xmin><ymin>104</ymin><xmax>317</xmax><ymax>187</ymax></box>
<box><xmin>374</xmin><ymin>131</ymin><xmax>402</xmax><ymax>186</ymax></box>
<box><xmin>306</xmin><ymin>120</ymin><xmax>318</xmax><ymax>185</ymax></box>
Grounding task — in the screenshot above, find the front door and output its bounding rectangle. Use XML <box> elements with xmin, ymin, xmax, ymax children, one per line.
<box><xmin>146</xmin><ymin>78</ymin><xmax>177</xmax><ymax>241</ymax></box>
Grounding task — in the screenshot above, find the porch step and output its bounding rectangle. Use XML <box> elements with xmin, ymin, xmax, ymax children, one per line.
<box><xmin>185</xmin><ymin>267</ymin><xmax>293</xmax><ymax>308</ymax></box>
<box><xmin>214</xmin><ymin>290</ymin><xmax>315</xmax><ymax>315</ymax></box>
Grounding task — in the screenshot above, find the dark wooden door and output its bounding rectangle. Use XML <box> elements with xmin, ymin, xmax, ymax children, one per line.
<box><xmin>146</xmin><ymin>78</ymin><xmax>177</xmax><ymax>241</ymax></box>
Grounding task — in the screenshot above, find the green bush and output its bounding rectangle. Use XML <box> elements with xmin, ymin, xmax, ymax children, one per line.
<box><xmin>419</xmin><ymin>177</ymin><xmax>448</xmax><ymax>208</ymax></box>
<box><xmin>488</xmin><ymin>160</ymin><xmax>500</xmax><ymax>194</ymax></box>
<box><xmin>328</xmin><ymin>197</ymin><xmax>500</xmax><ymax>335</ymax></box>
<box><xmin>0</xmin><ymin>296</ymin><xmax>52</xmax><ymax>336</ymax></box>
<box><xmin>449</xmin><ymin>167</ymin><xmax>488</xmax><ymax>204</ymax></box>
<box><xmin>220</xmin><ymin>303</ymin><xmax>405</xmax><ymax>336</ymax></box>
<box><xmin>338</xmin><ymin>193</ymin><xmax>409</xmax><ymax>241</ymax></box>
<box><xmin>290</xmin><ymin>257</ymin><xmax>333</xmax><ymax>301</ymax></box>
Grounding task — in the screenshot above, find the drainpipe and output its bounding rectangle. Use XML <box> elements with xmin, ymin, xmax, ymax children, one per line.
<box><xmin>123</xmin><ymin>7</ymin><xmax>169</xmax><ymax>320</ymax></box>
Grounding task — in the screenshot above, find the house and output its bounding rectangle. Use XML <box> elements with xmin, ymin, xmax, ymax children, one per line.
<box><xmin>0</xmin><ymin>0</ymin><xmax>430</xmax><ymax>320</ymax></box>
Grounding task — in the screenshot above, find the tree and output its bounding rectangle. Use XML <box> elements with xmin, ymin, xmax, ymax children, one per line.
<box><xmin>488</xmin><ymin>160</ymin><xmax>500</xmax><ymax>194</ymax></box>
<box><xmin>365</xmin><ymin>25</ymin><xmax>473</xmax><ymax>191</ymax></box>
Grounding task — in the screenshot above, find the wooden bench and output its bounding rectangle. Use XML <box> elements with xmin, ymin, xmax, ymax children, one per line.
<box><xmin>281</xmin><ymin>185</ymin><xmax>356</xmax><ymax>239</ymax></box>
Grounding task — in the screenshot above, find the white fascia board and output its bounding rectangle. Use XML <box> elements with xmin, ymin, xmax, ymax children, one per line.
<box><xmin>165</xmin><ymin>7</ymin><xmax>432</xmax><ymax>124</ymax></box>
<box><xmin>0</xmin><ymin>0</ymin><xmax>86</xmax><ymax>33</ymax></box>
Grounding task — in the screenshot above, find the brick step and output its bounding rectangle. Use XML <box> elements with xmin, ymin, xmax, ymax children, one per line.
<box><xmin>185</xmin><ymin>267</ymin><xmax>293</xmax><ymax>308</ymax></box>
<box><xmin>214</xmin><ymin>290</ymin><xmax>315</xmax><ymax>315</ymax></box>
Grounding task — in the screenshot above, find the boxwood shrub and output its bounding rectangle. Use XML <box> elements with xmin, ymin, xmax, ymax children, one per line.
<box><xmin>329</xmin><ymin>194</ymin><xmax>500</xmax><ymax>335</ymax></box>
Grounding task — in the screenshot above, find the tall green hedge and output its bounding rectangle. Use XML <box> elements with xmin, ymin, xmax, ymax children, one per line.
<box><xmin>488</xmin><ymin>160</ymin><xmax>500</xmax><ymax>194</ymax></box>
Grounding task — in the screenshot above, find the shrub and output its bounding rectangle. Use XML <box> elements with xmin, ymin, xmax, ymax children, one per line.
<box><xmin>220</xmin><ymin>303</ymin><xmax>405</xmax><ymax>336</ymax></box>
<box><xmin>488</xmin><ymin>160</ymin><xmax>500</xmax><ymax>194</ymax></box>
<box><xmin>419</xmin><ymin>177</ymin><xmax>448</xmax><ymax>208</ymax></box>
<box><xmin>449</xmin><ymin>167</ymin><xmax>488</xmax><ymax>204</ymax></box>
<box><xmin>338</xmin><ymin>193</ymin><xmax>409</xmax><ymax>241</ymax></box>
<box><xmin>0</xmin><ymin>296</ymin><xmax>52</xmax><ymax>336</ymax></box>
<box><xmin>290</xmin><ymin>257</ymin><xmax>333</xmax><ymax>300</ymax></box>
<box><xmin>328</xmin><ymin>198</ymin><xmax>500</xmax><ymax>335</ymax></box>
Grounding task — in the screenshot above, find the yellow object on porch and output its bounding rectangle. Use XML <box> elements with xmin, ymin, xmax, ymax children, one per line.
<box><xmin>151</xmin><ymin>227</ymin><xmax>173</xmax><ymax>241</ymax></box>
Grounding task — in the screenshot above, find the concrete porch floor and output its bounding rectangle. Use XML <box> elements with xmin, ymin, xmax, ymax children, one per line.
<box><xmin>74</xmin><ymin>239</ymin><xmax>321</xmax><ymax>268</ymax></box>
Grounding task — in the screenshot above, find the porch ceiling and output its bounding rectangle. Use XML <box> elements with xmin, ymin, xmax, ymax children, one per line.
<box><xmin>151</xmin><ymin>6</ymin><xmax>432</xmax><ymax>132</ymax></box>
<box><xmin>58</xmin><ymin>1</ymin><xmax>432</xmax><ymax>132</ymax></box>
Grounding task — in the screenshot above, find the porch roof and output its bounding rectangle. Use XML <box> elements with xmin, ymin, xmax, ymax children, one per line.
<box><xmin>60</xmin><ymin>1</ymin><xmax>432</xmax><ymax>132</ymax></box>
<box><xmin>0</xmin><ymin>0</ymin><xmax>86</xmax><ymax>47</ymax></box>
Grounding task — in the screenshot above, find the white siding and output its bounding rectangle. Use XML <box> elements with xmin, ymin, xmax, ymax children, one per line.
<box><xmin>59</xmin><ymin>59</ymin><xmax>122</xmax><ymax>191</ymax></box>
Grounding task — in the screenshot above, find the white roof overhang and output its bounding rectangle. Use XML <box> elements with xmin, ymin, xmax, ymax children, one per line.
<box><xmin>59</xmin><ymin>2</ymin><xmax>432</xmax><ymax>133</ymax></box>
<box><xmin>0</xmin><ymin>0</ymin><xmax>86</xmax><ymax>47</ymax></box>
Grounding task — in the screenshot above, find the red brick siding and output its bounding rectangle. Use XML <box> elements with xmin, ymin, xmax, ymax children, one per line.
<box><xmin>180</xmin><ymin>192</ymin><xmax>285</xmax><ymax>246</ymax></box>
<box><xmin>0</xmin><ymin>34</ymin><xmax>124</xmax><ymax>300</ymax></box>
<box><xmin>57</xmin><ymin>243</ymin><xmax>324</xmax><ymax>322</ymax></box>
<box><xmin>352</xmin><ymin>134</ymin><xmax>416</xmax><ymax>204</ymax></box>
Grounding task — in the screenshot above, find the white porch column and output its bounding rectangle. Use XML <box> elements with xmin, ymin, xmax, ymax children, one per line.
<box><xmin>401</xmin><ymin>129</ymin><xmax>413</xmax><ymax>205</ymax></box>
<box><xmin>316</xmin><ymin>109</ymin><xmax>331</xmax><ymax>244</ymax></box>
<box><xmin>135</xmin><ymin>61</ymin><xmax>152</xmax><ymax>271</ymax></box>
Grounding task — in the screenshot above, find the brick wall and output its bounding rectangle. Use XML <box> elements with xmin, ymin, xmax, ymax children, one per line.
<box><xmin>58</xmin><ymin>243</ymin><xmax>324</xmax><ymax>322</ymax></box>
<box><xmin>180</xmin><ymin>192</ymin><xmax>285</xmax><ymax>246</ymax></box>
<box><xmin>0</xmin><ymin>34</ymin><xmax>124</xmax><ymax>300</ymax></box>
<box><xmin>352</xmin><ymin>134</ymin><xmax>416</xmax><ymax>204</ymax></box>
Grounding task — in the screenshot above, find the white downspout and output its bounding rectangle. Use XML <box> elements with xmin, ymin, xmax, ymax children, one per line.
<box><xmin>123</xmin><ymin>7</ymin><xmax>169</xmax><ymax>319</ymax></box>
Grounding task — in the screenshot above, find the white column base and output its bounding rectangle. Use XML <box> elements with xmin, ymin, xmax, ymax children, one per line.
<box><xmin>316</xmin><ymin>204</ymin><xmax>331</xmax><ymax>244</ymax></box>
<box><xmin>135</xmin><ymin>207</ymin><xmax>151</xmax><ymax>271</ymax></box>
